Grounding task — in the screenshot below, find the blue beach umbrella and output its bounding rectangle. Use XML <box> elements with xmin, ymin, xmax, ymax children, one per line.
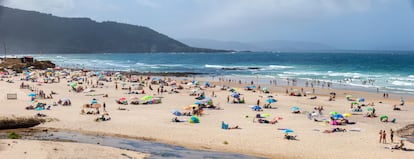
<box><xmin>358</xmin><ymin>98</ymin><xmax>365</xmax><ymax>102</ymax></box>
<box><xmin>266</xmin><ymin>99</ymin><xmax>276</xmax><ymax>103</ymax></box>
<box><xmin>332</xmin><ymin>114</ymin><xmax>344</xmax><ymax>119</ymax></box>
<box><xmin>291</xmin><ymin>107</ymin><xmax>300</xmax><ymax>111</ymax></box>
<box><xmin>281</xmin><ymin>129</ymin><xmax>294</xmax><ymax>133</ymax></box>
<box><xmin>28</xmin><ymin>92</ymin><xmax>36</xmax><ymax>97</ymax></box>
<box><xmin>251</xmin><ymin>105</ymin><xmax>262</xmax><ymax>111</ymax></box>
<box><xmin>231</xmin><ymin>92</ymin><xmax>240</xmax><ymax>98</ymax></box>
<box><xmin>171</xmin><ymin>110</ymin><xmax>182</xmax><ymax>116</ymax></box>
<box><xmin>91</xmin><ymin>99</ymin><xmax>97</xmax><ymax>104</ymax></box>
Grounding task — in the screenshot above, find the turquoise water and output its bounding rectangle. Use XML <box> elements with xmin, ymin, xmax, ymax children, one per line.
<box><xmin>30</xmin><ymin>51</ymin><xmax>414</xmax><ymax>94</ymax></box>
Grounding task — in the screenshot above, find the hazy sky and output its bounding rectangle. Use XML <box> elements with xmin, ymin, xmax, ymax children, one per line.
<box><xmin>2</xmin><ymin>0</ymin><xmax>414</xmax><ymax>50</ymax></box>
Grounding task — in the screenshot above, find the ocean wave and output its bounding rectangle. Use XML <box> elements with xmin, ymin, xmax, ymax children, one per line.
<box><xmin>268</xmin><ymin>65</ymin><xmax>294</xmax><ymax>69</ymax></box>
<box><xmin>205</xmin><ymin>64</ymin><xmax>251</xmax><ymax>70</ymax></box>
<box><xmin>392</xmin><ymin>81</ymin><xmax>414</xmax><ymax>86</ymax></box>
<box><xmin>104</xmin><ymin>62</ymin><xmax>130</xmax><ymax>68</ymax></box>
<box><xmin>388</xmin><ymin>77</ymin><xmax>414</xmax><ymax>82</ymax></box>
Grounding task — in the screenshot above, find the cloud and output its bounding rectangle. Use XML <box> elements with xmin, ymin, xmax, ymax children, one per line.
<box><xmin>134</xmin><ymin>0</ymin><xmax>160</xmax><ymax>8</ymax></box>
<box><xmin>4</xmin><ymin>0</ymin><xmax>74</xmax><ymax>13</ymax></box>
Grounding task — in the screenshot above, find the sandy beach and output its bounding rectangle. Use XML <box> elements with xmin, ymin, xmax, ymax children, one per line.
<box><xmin>0</xmin><ymin>71</ymin><xmax>413</xmax><ymax>159</ymax></box>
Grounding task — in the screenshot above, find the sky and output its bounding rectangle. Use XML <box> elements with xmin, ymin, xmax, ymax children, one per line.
<box><xmin>2</xmin><ymin>0</ymin><xmax>414</xmax><ymax>50</ymax></box>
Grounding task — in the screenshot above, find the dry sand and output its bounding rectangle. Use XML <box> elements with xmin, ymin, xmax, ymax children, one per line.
<box><xmin>0</xmin><ymin>73</ymin><xmax>413</xmax><ymax>159</ymax></box>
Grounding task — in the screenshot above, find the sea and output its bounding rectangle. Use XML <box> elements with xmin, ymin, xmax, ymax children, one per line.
<box><xmin>27</xmin><ymin>51</ymin><xmax>414</xmax><ymax>95</ymax></box>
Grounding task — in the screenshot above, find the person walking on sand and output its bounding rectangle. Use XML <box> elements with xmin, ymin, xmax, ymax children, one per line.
<box><xmin>382</xmin><ymin>130</ymin><xmax>387</xmax><ymax>144</ymax></box>
<box><xmin>390</xmin><ymin>129</ymin><xmax>394</xmax><ymax>143</ymax></box>
<box><xmin>379</xmin><ymin>130</ymin><xmax>383</xmax><ymax>143</ymax></box>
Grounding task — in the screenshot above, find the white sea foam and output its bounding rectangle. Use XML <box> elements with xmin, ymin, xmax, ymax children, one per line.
<box><xmin>392</xmin><ymin>81</ymin><xmax>414</xmax><ymax>86</ymax></box>
<box><xmin>268</xmin><ymin>65</ymin><xmax>294</xmax><ymax>69</ymax></box>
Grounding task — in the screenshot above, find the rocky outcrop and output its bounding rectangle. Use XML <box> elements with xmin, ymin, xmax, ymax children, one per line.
<box><xmin>0</xmin><ymin>58</ymin><xmax>55</xmax><ymax>73</ymax></box>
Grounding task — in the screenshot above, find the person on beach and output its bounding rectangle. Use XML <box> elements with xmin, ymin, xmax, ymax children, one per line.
<box><xmin>379</xmin><ymin>130</ymin><xmax>383</xmax><ymax>143</ymax></box>
<box><xmin>382</xmin><ymin>130</ymin><xmax>387</xmax><ymax>144</ymax></box>
<box><xmin>390</xmin><ymin>129</ymin><xmax>394</xmax><ymax>143</ymax></box>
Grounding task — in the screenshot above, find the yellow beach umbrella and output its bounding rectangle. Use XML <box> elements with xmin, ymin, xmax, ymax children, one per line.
<box><xmin>343</xmin><ymin>113</ymin><xmax>352</xmax><ymax>117</ymax></box>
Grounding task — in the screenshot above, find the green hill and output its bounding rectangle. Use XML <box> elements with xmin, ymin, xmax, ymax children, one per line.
<box><xmin>0</xmin><ymin>6</ymin><xmax>222</xmax><ymax>53</ymax></box>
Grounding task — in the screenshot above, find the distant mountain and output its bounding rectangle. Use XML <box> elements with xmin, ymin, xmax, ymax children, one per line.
<box><xmin>0</xmin><ymin>6</ymin><xmax>222</xmax><ymax>53</ymax></box>
<box><xmin>180</xmin><ymin>39</ymin><xmax>334</xmax><ymax>52</ymax></box>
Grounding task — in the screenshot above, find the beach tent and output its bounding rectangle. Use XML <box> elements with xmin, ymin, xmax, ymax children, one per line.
<box><xmin>262</xmin><ymin>87</ymin><xmax>269</xmax><ymax>93</ymax></box>
<box><xmin>380</xmin><ymin>115</ymin><xmax>388</xmax><ymax>121</ymax></box>
<box><xmin>189</xmin><ymin>116</ymin><xmax>200</xmax><ymax>123</ymax></box>
<box><xmin>358</xmin><ymin>98</ymin><xmax>365</xmax><ymax>102</ymax></box>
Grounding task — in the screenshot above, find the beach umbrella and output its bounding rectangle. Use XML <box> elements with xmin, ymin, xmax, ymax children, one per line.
<box><xmin>251</xmin><ymin>105</ymin><xmax>262</xmax><ymax>111</ymax></box>
<box><xmin>332</xmin><ymin>114</ymin><xmax>344</xmax><ymax>119</ymax></box>
<box><xmin>28</xmin><ymin>92</ymin><xmax>36</xmax><ymax>97</ymax></box>
<box><xmin>230</xmin><ymin>92</ymin><xmax>240</xmax><ymax>98</ymax></box>
<box><xmin>380</xmin><ymin>115</ymin><xmax>388</xmax><ymax>121</ymax></box>
<box><xmin>262</xmin><ymin>87</ymin><xmax>268</xmax><ymax>91</ymax></box>
<box><xmin>184</xmin><ymin>104</ymin><xmax>198</xmax><ymax>110</ymax></box>
<box><xmin>329</xmin><ymin>111</ymin><xmax>338</xmax><ymax>115</ymax></box>
<box><xmin>91</xmin><ymin>99</ymin><xmax>98</xmax><ymax>104</ymax></box>
<box><xmin>194</xmin><ymin>101</ymin><xmax>203</xmax><ymax>105</ymax></box>
<box><xmin>281</xmin><ymin>129</ymin><xmax>294</xmax><ymax>133</ymax></box>
<box><xmin>346</xmin><ymin>95</ymin><xmax>352</xmax><ymax>98</ymax></box>
<box><xmin>352</xmin><ymin>101</ymin><xmax>359</xmax><ymax>105</ymax></box>
<box><xmin>119</xmin><ymin>97</ymin><xmax>127</xmax><ymax>101</ymax></box>
<box><xmin>266</xmin><ymin>99</ymin><xmax>277</xmax><ymax>103</ymax></box>
<box><xmin>70</xmin><ymin>82</ymin><xmax>77</xmax><ymax>87</ymax></box>
<box><xmin>260</xmin><ymin>114</ymin><xmax>270</xmax><ymax>118</ymax></box>
<box><xmin>140</xmin><ymin>95</ymin><xmax>153</xmax><ymax>101</ymax></box>
<box><xmin>91</xmin><ymin>103</ymin><xmax>101</xmax><ymax>108</ymax></box>
<box><xmin>189</xmin><ymin>116</ymin><xmax>200</xmax><ymax>123</ymax></box>
<box><xmin>171</xmin><ymin>110</ymin><xmax>182</xmax><ymax>116</ymax></box>
<box><xmin>366</xmin><ymin>107</ymin><xmax>374</xmax><ymax>111</ymax></box>
<box><xmin>358</xmin><ymin>98</ymin><xmax>365</xmax><ymax>102</ymax></box>
<box><xmin>342</xmin><ymin>113</ymin><xmax>352</xmax><ymax>117</ymax></box>
<box><xmin>291</xmin><ymin>106</ymin><xmax>300</xmax><ymax>111</ymax></box>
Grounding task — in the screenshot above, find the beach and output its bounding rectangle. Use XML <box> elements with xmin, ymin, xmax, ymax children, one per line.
<box><xmin>0</xmin><ymin>70</ymin><xmax>413</xmax><ymax>159</ymax></box>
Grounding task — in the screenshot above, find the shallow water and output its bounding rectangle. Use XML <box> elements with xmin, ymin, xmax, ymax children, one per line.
<box><xmin>1</xmin><ymin>131</ymin><xmax>265</xmax><ymax>159</ymax></box>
